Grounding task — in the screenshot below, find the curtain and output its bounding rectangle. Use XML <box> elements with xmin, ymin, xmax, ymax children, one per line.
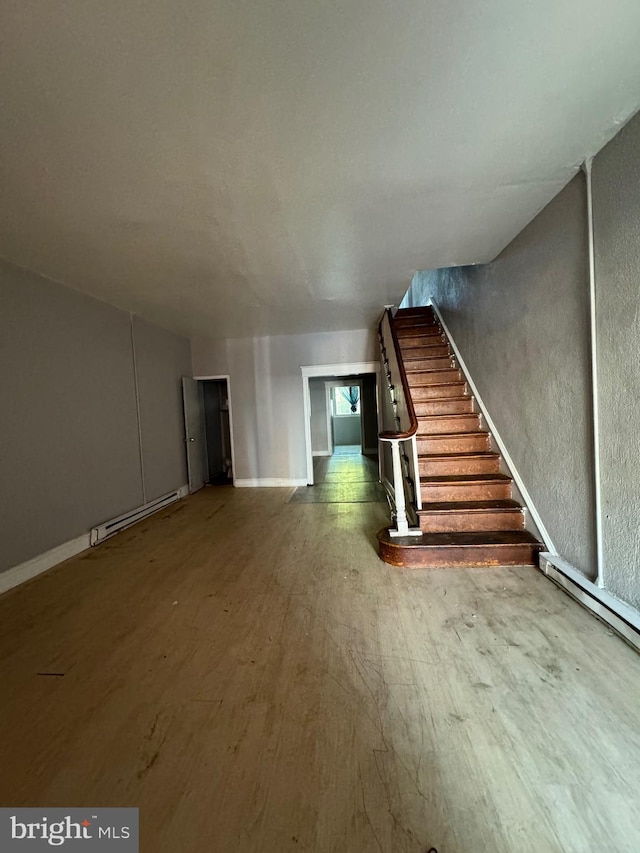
<box><xmin>340</xmin><ymin>386</ymin><xmax>360</xmax><ymax>413</ymax></box>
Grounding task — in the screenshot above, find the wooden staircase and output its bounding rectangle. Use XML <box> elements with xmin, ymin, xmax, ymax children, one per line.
<box><xmin>378</xmin><ymin>306</ymin><xmax>543</xmax><ymax>568</ymax></box>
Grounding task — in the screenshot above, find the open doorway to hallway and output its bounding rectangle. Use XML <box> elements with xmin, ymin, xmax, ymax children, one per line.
<box><xmin>293</xmin><ymin>443</ymin><xmax>383</xmax><ymax>503</ymax></box>
<box><xmin>298</xmin><ymin>364</ymin><xmax>384</xmax><ymax>502</ymax></box>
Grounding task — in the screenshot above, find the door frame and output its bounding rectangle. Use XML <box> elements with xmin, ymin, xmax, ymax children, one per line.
<box><xmin>301</xmin><ymin>362</ymin><xmax>381</xmax><ymax>486</ymax></box>
<box><xmin>193</xmin><ymin>374</ymin><xmax>237</xmax><ymax>486</ymax></box>
<box><xmin>325</xmin><ymin>378</ymin><xmax>364</xmax><ymax>453</ymax></box>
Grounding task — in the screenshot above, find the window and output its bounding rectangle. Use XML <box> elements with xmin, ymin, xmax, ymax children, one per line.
<box><xmin>333</xmin><ymin>385</ymin><xmax>360</xmax><ymax>416</ymax></box>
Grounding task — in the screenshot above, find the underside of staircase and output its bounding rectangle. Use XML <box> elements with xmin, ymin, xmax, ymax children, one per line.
<box><xmin>378</xmin><ymin>306</ymin><xmax>543</xmax><ymax>569</ymax></box>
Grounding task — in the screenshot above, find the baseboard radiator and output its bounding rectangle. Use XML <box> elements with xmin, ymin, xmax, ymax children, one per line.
<box><xmin>540</xmin><ymin>553</ymin><xmax>640</xmax><ymax>652</ymax></box>
<box><xmin>90</xmin><ymin>489</ymin><xmax>184</xmax><ymax>545</ymax></box>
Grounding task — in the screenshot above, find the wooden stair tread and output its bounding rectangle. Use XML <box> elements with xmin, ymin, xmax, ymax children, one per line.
<box><xmin>418</xmin><ymin>413</ymin><xmax>477</xmax><ymax>420</ymax></box>
<box><xmin>415</xmin><ymin>395</ymin><xmax>470</xmax><ymax>403</ymax></box>
<box><xmin>417</xmin><ymin>452</ymin><xmax>500</xmax><ymax>462</ymax></box>
<box><xmin>408</xmin><ymin>367</ymin><xmax>459</xmax><ymax>374</ymax></box>
<box><xmin>412</xmin><ymin>381</ymin><xmax>466</xmax><ymax>389</ymax></box>
<box><xmin>407</xmin><ymin>369</ymin><xmax>460</xmax><ymax>379</ymax></box>
<box><xmin>420</xmin><ymin>473</ymin><xmax>511</xmax><ymax>484</ymax></box>
<box><xmin>394</xmin><ymin>317</ymin><xmax>438</xmax><ymax>325</ymax></box>
<box><xmin>399</xmin><ymin>340</ymin><xmax>447</xmax><ymax>350</ymax></box>
<box><xmin>395</xmin><ymin>324</ymin><xmax>441</xmax><ymax>332</ymax></box>
<box><xmin>377</xmin><ymin>528</ymin><xmax>542</xmax><ymax>567</ymax></box>
<box><xmin>411</xmin><ymin>383</ymin><xmax>468</xmax><ymax>400</ymax></box>
<box><xmin>404</xmin><ymin>348</ymin><xmax>450</xmax><ymax>356</ymax></box>
<box><xmin>381</xmin><ymin>530</ymin><xmax>539</xmax><ymax>547</ymax></box>
<box><xmin>418</xmin><ymin>499</ymin><xmax>521</xmax><ymax>512</ymax></box>
<box><xmin>418</xmin><ymin>430</ymin><xmax>489</xmax><ymax>439</ymax></box>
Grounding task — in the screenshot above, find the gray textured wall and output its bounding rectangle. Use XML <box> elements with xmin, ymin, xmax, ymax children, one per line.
<box><xmin>0</xmin><ymin>260</ymin><xmax>191</xmax><ymax>574</ymax></box>
<box><xmin>192</xmin><ymin>329</ymin><xmax>376</xmax><ymax>481</ymax></box>
<box><xmin>405</xmin><ymin>175</ymin><xmax>596</xmax><ymax>578</ymax></box>
<box><xmin>133</xmin><ymin>316</ymin><xmax>192</xmax><ymax>501</ymax></box>
<box><xmin>593</xmin><ymin>115</ymin><xmax>640</xmax><ymax>607</ymax></box>
<box><xmin>403</xmin><ymin>110</ymin><xmax>640</xmax><ymax>613</ymax></box>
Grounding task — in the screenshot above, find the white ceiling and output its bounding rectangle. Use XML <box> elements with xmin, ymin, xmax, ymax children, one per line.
<box><xmin>2</xmin><ymin>1</ymin><xmax>640</xmax><ymax>340</ymax></box>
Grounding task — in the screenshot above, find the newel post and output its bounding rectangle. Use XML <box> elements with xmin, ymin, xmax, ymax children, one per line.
<box><xmin>389</xmin><ymin>439</ymin><xmax>410</xmax><ymax>537</ymax></box>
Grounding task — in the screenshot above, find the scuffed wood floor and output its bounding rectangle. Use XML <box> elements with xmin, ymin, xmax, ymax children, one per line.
<box><xmin>1</xmin><ymin>488</ymin><xmax>639</xmax><ymax>852</ymax></box>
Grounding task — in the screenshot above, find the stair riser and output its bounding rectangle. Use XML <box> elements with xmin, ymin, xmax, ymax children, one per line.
<box><xmin>418</xmin><ymin>414</ymin><xmax>480</xmax><ymax>434</ymax></box>
<box><xmin>408</xmin><ymin>369</ymin><xmax>462</xmax><ymax>386</ymax></box>
<box><xmin>414</xmin><ymin>399</ymin><xmax>473</xmax><ymax>415</ymax></box>
<box><xmin>421</xmin><ymin>482</ymin><xmax>512</xmax><ymax>502</ymax></box>
<box><xmin>378</xmin><ymin>541</ymin><xmax>540</xmax><ymax>568</ymax></box>
<box><xmin>419</xmin><ymin>510</ymin><xmax>524</xmax><ymax>532</ymax></box>
<box><xmin>411</xmin><ymin>383</ymin><xmax>467</xmax><ymax>400</ymax></box>
<box><xmin>418</xmin><ymin>457</ymin><xmax>500</xmax><ymax>476</ymax></box>
<box><xmin>405</xmin><ymin>357</ymin><xmax>454</xmax><ymax>371</ymax></box>
<box><xmin>416</xmin><ymin>434</ymin><xmax>490</xmax><ymax>454</ymax></box>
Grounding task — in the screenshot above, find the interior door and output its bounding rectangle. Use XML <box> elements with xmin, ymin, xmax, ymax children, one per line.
<box><xmin>182</xmin><ymin>377</ymin><xmax>207</xmax><ymax>493</ymax></box>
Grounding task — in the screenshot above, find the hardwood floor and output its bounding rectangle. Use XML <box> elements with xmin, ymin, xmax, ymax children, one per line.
<box><xmin>1</xmin><ymin>488</ymin><xmax>640</xmax><ymax>852</ymax></box>
<box><xmin>290</xmin><ymin>447</ymin><xmax>384</xmax><ymax>503</ymax></box>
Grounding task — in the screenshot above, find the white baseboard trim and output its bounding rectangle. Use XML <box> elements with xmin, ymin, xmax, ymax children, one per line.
<box><xmin>540</xmin><ymin>553</ymin><xmax>640</xmax><ymax>651</ymax></box>
<box><xmin>235</xmin><ymin>478</ymin><xmax>309</xmax><ymax>488</ymax></box>
<box><xmin>0</xmin><ymin>484</ymin><xmax>190</xmax><ymax>597</ymax></box>
<box><xmin>312</xmin><ymin>450</ymin><xmax>332</xmax><ymax>457</ymax></box>
<box><xmin>430</xmin><ymin>299</ymin><xmax>557</xmax><ymax>554</ymax></box>
<box><xmin>0</xmin><ymin>534</ymin><xmax>91</xmax><ymax>597</ymax></box>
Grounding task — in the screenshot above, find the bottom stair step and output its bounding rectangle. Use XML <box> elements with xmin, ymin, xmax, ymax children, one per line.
<box><xmin>377</xmin><ymin>530</ymin><xmax>543</xmax><ymax>569</ymax></box>
<box><xmin>418</xmin><ymin>499</ymin><xmax>524</xmax><ymax>532</ymax></box>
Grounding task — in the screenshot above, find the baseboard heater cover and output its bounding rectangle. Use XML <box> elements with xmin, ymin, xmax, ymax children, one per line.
<box><xmin>90</xmin><ymin>487</ymin><xmax>187</xmax><ymax>545</ymax></box>
<box><xmin>540</xmin><ymin>553</ymin><xmax>640</xmax><ymax>652</ymax></box>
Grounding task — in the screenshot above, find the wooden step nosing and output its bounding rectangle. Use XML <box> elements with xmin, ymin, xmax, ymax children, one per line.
<box><xmin>420</xmin><ymin>474</ymin><xmax>511</xmax><ymax>484</ymax></box>
<box><xmin>387</xmin><ymin>542</ymin><xmax>540</xmax><ymax>552</ymax></box>
<box><xmin>414</xmin><ymin>396</ymin><xmax>471</xmax><ymax>403</ymax></box>
<box><xmin>417</xmin><ymin>413</ymin><xmax>479</xmax><ymax>421</ymax></box>
<box><xmin>418</xmin><ymin>506</ymin><xmax>523</xmax><ymax>516</ymax></box>
<box><xmin>417</xmin><ymin>452</ymin><xmax>500</xmax><ymax>461</ymax></box>
<box><xmin>378</xmin><ymin>530</ymin><xmax>540</xmax><ymax>546</ymax></box>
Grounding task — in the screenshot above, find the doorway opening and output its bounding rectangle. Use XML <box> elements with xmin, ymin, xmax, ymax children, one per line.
<box><xmin>300</xmin><ymin>363</ymin><xmax>383</xmax><ymax>502</ymax></box>
<box><xmin>182</xmin><ymin>375</ymin><xmax>235</xmax><ymax>493</ymax></box>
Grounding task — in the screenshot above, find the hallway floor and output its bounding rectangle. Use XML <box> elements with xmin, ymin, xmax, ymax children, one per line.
<box><xmin>290</xmin><ymin>446</ymin><xmax>384</xmax><ymax>504</ymax></box>
<box><xmin>1</xmin><ymin>488</ymin><xmax>640</xmax><ymax>852</ymax></box>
